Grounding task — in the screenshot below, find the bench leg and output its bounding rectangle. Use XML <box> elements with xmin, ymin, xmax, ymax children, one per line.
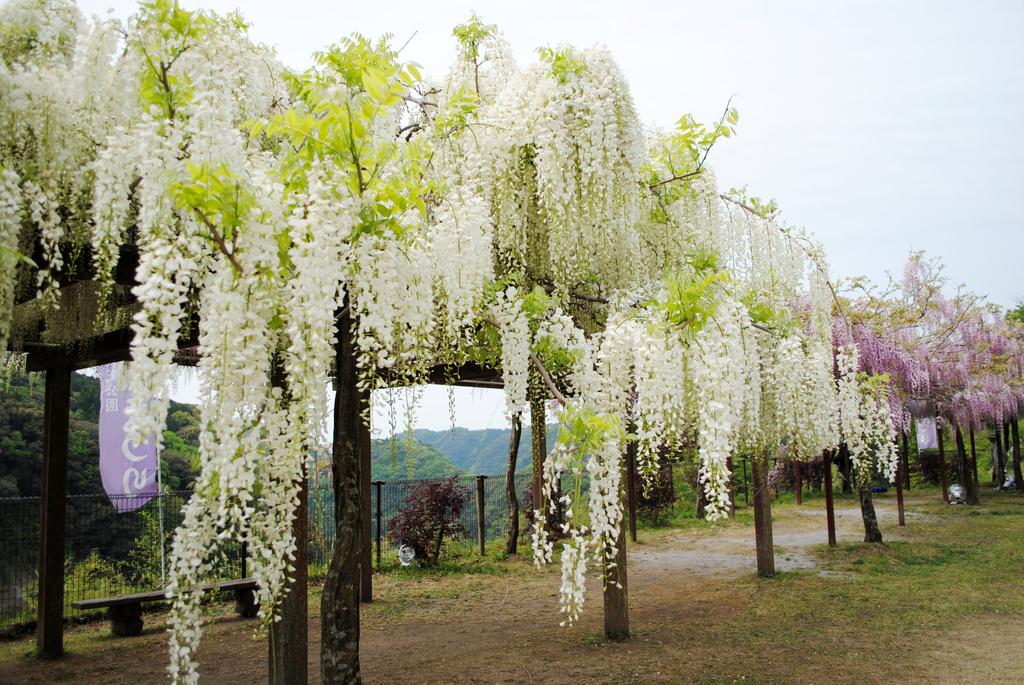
<box><xmin>234</xmin><ymin>588</ymin><xmax>258</xmax><ymax>618</ymax></box>
<box><xmin>109</xmin><ymin>603</ymin><xmax>143</xmax><ymax>637</ymax></box>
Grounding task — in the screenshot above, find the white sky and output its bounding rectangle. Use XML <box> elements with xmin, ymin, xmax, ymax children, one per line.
<box><xmin>74</xmin><ymin>0</ymin><xmax>1024</xmax><ymax>430</ymax></box>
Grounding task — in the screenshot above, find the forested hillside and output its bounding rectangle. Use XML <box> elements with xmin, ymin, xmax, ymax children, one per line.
<box><xmin>0</xmin><ymin>372</ymin><xmax>200</xmax><ymax>497</ymax></box>
<box><xmin>411</xmin><ymin>425</ymin><xmax>559</xmax><ymax>475</ymax></box>
<box><xmin>370</xmin><ymin>439</ymin><xmax>463</xmax><ymax>480</ymax></box>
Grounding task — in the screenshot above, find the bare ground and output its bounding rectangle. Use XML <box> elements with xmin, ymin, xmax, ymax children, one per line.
<box><xmin>2</xmin><ymin>492</ymin><xmax>1021</xmax><ymax>684</ymax></box>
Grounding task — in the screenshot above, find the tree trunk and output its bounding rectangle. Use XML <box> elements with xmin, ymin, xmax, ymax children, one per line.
<box><xmin>1011</xmin><ymin>417</ymin><xmax>1023</xmax><ymax>491</ymax></box>
<box><xmin>751</xmin><ymin>455</ymin><xmax>775</xmax><ymax>577</ymax></box>
<box><xmin>839</xmin><ymin>444</ymin><xmax>853</xmax><ymax>494</ymax></box>
<box><xmin>954</xmin><ymin>425</ymin><xmax>980</xmax><ymax>505</ymax></box>
<box><xmin>993</xmin><ymin>423</ymin><xmax>1007</xmax><ymax>487</ymax></box>
<box><xmin>858</xmin><ymin>484</ymin><xmax>883</xmax><ymax>543</ymax></box>
<box><xmin>530</xmin><ymin>397</ymin><xmax>547</xmax><ymax>525</ymax></box>
<box><xmin>969</xmin><ymin>426</ymin><xmax>980</xmax><ymax>494</ymax></box>
<box><xmin>321</xmin><ymin>314</ymin><xmax>366</xmax><ymax>685</ymax></box>
<box><xmin>504</xmin><ymin>414</ymin><xmax>523</xmax><ymax>555</ymax></box>
<box><xmin>937</xmin><ymin>424</ymin><xmax>948</xmax><ymax>503</ymax></box>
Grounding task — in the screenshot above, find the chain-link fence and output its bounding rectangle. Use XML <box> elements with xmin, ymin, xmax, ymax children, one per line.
<box><xmin>0</xmin><ymin>473</ymin><xmax>541</xmax><ymax>636</ymax></box>
<box><xmin>0</xmin><ymin>491</ymin><xmax>245</xmax><ymax>636</ymax></box>
<box><xmin>0</xmin><ymin>460</ymin><xmax>817</xmax><ymax>636</ymax></box>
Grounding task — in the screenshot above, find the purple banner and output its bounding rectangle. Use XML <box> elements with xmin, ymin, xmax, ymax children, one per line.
<box><xmin>98</xmin><ymin>363</ymin><xmax>158</xmax><ymax>513</ymax></box>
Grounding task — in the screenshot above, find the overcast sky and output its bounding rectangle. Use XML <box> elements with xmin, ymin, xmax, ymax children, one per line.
<box><xmin>75</xmin><ymin>0</ymin><xmax>1024</xmax><ymax>431</ymax></box>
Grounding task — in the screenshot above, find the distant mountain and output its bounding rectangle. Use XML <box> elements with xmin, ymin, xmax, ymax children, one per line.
<box><xmin>370</xmin><ymin>438</ymin><xmax>463</xmax><ymax>480</ymax></box>
<box><xmin>410</xmin><ymin>424</ymin><xmax>559</xmax><ymax>476</ymax></box>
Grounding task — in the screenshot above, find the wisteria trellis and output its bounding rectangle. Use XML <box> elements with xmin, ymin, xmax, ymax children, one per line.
<box><xmin>2</xmin><ymin>2</ymin><xmax>1022</xmax><ymax>683</ymax></box>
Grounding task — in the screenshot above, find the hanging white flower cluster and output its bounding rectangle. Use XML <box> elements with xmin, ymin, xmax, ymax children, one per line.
<box><xmin>533</xmin><ymin>399</ymin><xmax>625</xmax><ymax>625</ymax></box>
<box><xmin>759</xmin><ymin>335</ymin><xmax>838</xmax><ymax>462</ymax></box>
<box><xmin>690</xmin><ymin>297</ymin><xmax>750</xmax><ymax>519</ymax></box>
<box><xmin>429</xmin><ymin>193</ymin><xmax>495</xmax><ymax>339</ymax></box>
<box><xmin>487</xmin><ymin>45</ymin><xmax>644</xmax><ymax>291</ymax></box>
<box><xmin>2</xmin><ymin>1</ymin><xmax>872</xmax><ymax>669</ymax></box>
<box><xmin>491</xmin><ymin>286</ymin><xmax>530</xmax><ymax>415</ymax></box>
<box><xmin>837</xmin><ymin>344</ymin><xmax>899</xmax><ymax>482</ymax></box>
<box><xmin>0</xmin><ymin>168</ymin><xmax>21</xmax><ymax>348</ymax></box>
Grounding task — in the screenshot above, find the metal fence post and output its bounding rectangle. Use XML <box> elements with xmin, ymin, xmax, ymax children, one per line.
<box><xmin>373</xmin><ymin>480</ymin><xmax>382</xmax><ymax>568</ymax></box>
<box><xmin>476</xmin><ymin>475</ymin><xmax>486</xmax><ymax>555</ymax></box>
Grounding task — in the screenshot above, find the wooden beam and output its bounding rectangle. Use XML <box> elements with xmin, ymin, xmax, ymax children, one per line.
<box><xmin>270</xmin><ymin>475</ymin><xmax>308</xmax><ymax>684</ymax></box>
<box><xmin>36</xmin><ymin>366</ymin><xmax>71</xmax><ymax>658</ymax></box>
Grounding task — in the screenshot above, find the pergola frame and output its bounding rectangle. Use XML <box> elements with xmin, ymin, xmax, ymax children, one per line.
<box><xmin>12</xmin><ymin>266</ymin><xmax>634</xmax><ymax>677</ymax></box>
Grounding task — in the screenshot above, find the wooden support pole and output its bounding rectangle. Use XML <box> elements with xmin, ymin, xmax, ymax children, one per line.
<box><xmin>937</xmin><ymin>424</ymin><xmax>948</xmax><ymax>503</ymax></box>
<box><xmin>36</xmin><ymin>366</ymin><xmax>71</xmax><ymax>659</ymax></box>
<box><xmin>823</xmin><ymin>450</ymin><xmax>836</xmax><ymax>546</ymax></box>
<box><xmin>794</xmin><ymin>460</ymin><xmax>803</xmax><ymax>506</ymax></box>
<box><xmin>359</xmin><ymin>411</ymin><xmax>372</xmax><ymax>604</ymax></box>
<box><xmin>625</xmin><ymin>432</ymin><xmax>638</xmax><ymax>543</ymax></box>
<box><xmin>602</xmin><ymin>521</ymin><xmax>629</xmax><ymax>640</ymax></box>
<box><xmin>895</xmin><ymin>452</ymin><xmax>906</xmax><ymax>527</ymax></box>
<box><xmin>752</xmin><ymin>455</ymin><xmax>775</xmax><ymax>577</ymax></box>
<box><xmin>476</xmin><ymin>475</ymin><xmax>486</xmax><ymax>555</ymax></box>
<box><xmin>270</xmin><ymin>475</ymin><xmax>308</xmax><ymax>685</ymax></box>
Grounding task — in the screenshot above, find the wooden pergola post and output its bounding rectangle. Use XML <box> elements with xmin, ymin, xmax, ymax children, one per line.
<box><xmin>270</xmin><ymin>476</ymin><xmax>308</xmax><ymax>684</ymax></box>
<box><xmin>36</xmin><ymin>366</ymin><xmax>71</xmax><ymax>658</ymax></box>
<box><xmin>894</xmin><ymin>453</ymin><xmax>906</xmax><ymax>527</ymax></box>
<box><xmin>751</xmin><ymin>454</ymin><xmax>775</xmax><ymax>576</ymax></box>
<box><xmin>602</xmin><ymin>524</ymin><xmax>629</xmax><ymax>640</ymax></box>
<box><xmin>625</xmin><ymin>433</ymin><xmax>638</xmax><ymax>543</ymax></box>
<box><xmin>823</xmin><ymin>449</ymin><xmax>836</xmax><ymax>546</ymax></box>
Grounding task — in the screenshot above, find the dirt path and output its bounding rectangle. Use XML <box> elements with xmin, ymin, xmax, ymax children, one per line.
<box><xmin>2</xmin><ymin>493</ymin><xmax>1021</xmax><ymax>684</ymax></box>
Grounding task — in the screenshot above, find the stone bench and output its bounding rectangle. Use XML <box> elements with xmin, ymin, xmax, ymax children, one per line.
<box><xmin>72</xmin><ymin>578</ymin><xmax>258</xmax><ymax>637</ymax></box>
